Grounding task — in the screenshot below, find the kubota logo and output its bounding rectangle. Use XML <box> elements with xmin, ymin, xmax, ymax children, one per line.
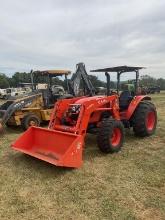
<box><xmin>97</xmin><ymin>99</ymin><xmax>107</xmax><ymax>105</ymax></box>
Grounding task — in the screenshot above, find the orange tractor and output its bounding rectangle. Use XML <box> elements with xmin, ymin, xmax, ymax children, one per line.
<box><xmin>12</xmin><ymin>66</ymin><xmax>157</xmax><ymax>168</ymax></box>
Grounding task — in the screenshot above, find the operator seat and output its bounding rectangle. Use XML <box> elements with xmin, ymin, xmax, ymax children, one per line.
<box><xmin>119</xmin><ymin>90</ymin><xmax>133</xmax><ymax>110</ymax></box>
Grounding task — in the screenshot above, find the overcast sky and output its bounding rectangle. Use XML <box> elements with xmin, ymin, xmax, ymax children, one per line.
<box><xmin>0</xmin><ymin>0</ymin><xmax>165</xmax><ymax>80</ymax></box>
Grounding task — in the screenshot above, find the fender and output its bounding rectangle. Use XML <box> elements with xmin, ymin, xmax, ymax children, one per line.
<box><xmin>126</xmin><ymin>95</ymin><xmax>151</xmax><ymax>120</ymax></box>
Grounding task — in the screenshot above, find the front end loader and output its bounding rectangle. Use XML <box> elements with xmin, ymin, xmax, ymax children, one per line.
<box><xmin>12</xmin><ymin>95</ymin><xmax>123</xmax><ymax>168</ymax></box>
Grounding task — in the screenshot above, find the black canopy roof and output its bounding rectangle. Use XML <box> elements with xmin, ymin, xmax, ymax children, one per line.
<box><xmin>90</xmin><ymin>65</ymin><xmax>145</xmax><ymax>73</ymax></box>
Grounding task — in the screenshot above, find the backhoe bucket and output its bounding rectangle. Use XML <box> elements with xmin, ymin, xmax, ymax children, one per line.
<box><xmin>12</xmin><ymin>127</ymin><xmax>84</xmax><ymax>168</ymax></box>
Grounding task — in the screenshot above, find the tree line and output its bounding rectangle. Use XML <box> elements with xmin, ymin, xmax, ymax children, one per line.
<box><xmin>0</xmin><ymin>71</ymin><xmax>113</xmax><ymax>89</ymax></box>
<box><xmin>0</xmin><ymin>72</ymin><xmax>165</xmax><ymax>90</ymax></box>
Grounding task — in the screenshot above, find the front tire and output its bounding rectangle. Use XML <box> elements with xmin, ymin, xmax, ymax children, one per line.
<box><xmin>131</xmin><ymin>101</ymin><xmax>157</xmax><ymax>137</ymax></box>
<box><xmin>21</xmin><ymin>113</ymin><xmax>41</xmax><ymax>130</ymax></box>
<box><xmin>97</xmin><ymin>118</ymin><xmax>124</xmax><ymax>153</ymax></box>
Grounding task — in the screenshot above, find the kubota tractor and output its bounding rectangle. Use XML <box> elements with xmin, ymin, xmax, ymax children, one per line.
<box><xmin>12</xmin><ymin>66</ymin><xmax>157</xmax><ymax>168</ymax></box>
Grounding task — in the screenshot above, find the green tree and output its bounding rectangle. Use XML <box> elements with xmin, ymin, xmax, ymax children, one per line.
<box><xmin>157</xmin><ymin>78</ymin><xmax>165</xmax><ymax>90</ymax></box>
<box><xmin>140</xmin><ymin>75</ymin><xmax>165</xmax><ymax>90</ymax></box>
<box><xmin>11</xmin><ymin>72</ymin><xmax>31</xmax><ymax>87</ymax></box>
<box><xmin>140</xmin><ymin>75</ymin><xmax>156</xmax><ymax>87</ymax></box>
<box><xmin>0</xmin><ymin>74</ymin><xmax>10</xmax><ymax>88</ymax></box>
<box><xmin>89</xmin><ymin>75</ymin><xmax>106</xmax><ymax>87</ymax></box>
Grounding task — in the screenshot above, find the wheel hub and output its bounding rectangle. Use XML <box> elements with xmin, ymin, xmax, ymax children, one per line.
<box><xmin>111</xmin><ymin>128</ymin><xmax>121</xmax><ymax>147</ymax></box>
<box><xmin>146</xmin><ymin>111</ymin><xmax>155</xmax><ymax>131</ymax></box>
<box><xmin>29</xmin><ymin>120</ymin><xmax>36</xmax><ymax>126</ymax></box>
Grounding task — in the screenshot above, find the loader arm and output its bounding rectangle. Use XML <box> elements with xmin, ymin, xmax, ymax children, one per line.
<box><xmin>0</xmin><ymin>93</ymin><xmax>42</xmax><ymax>126</ymax></box>
<box><xmin>68</xmin><ymin>63</ymin><xmax>96</xmax><ymax>96</ymax></box>
<box><xmin>12</xmin><ymin>95</ymin><xmax>120</xmax><ymax>168</ymax></box>
<box><xmin>49</xmin><ymin>95</ymin><xmax>120</xmax><ymax>135</ymax></box>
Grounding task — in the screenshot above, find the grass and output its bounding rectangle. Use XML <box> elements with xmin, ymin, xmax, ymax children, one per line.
<box><xmin>0</xmin><ymin>93</ymin><xmax>165</xmax><ymax>220</ymax></box>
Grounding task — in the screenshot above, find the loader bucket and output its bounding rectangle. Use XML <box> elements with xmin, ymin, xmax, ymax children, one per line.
<box><xmin>12</xmin><ymin>127</ymin><xmax>84</xmax><ymax>168</ymax></box>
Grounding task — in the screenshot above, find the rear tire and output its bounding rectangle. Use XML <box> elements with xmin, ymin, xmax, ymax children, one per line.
<box><xmin>131</xmin><ymin>101</ymin><xmax>157</xmax><ymax>137</ymax></box>
<box><xmin>21</xmin><ymin>113</ymin><xmax>41</xmax><ymax>130</ymax></box>
<box><xmin>97</xmin><ymin>118</ymin><xmax>124</xmax><ymax>153</ymax></box>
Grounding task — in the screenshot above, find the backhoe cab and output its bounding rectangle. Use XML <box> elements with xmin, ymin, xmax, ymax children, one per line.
<box><xmin>12</xmin><ymin>65</ymin><xmax>157</xmax><ymax>168</ymax></box>
<box><xmin>31</xmin><ymin>69</ymin><xmax>72</xmax><ymax>108</ymax></box>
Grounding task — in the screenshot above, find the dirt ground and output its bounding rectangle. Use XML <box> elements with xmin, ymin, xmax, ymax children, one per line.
<box><xmin>0</xmin><ymin>93</ymin><xmax>165</xmax><ymax>220</ymax></box>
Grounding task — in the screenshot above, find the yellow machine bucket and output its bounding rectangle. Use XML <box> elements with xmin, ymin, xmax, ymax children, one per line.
<box><xmin>12</xmin><ymin>127</ymin><xmax>84</xmax><ymax>168</ymax></box>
